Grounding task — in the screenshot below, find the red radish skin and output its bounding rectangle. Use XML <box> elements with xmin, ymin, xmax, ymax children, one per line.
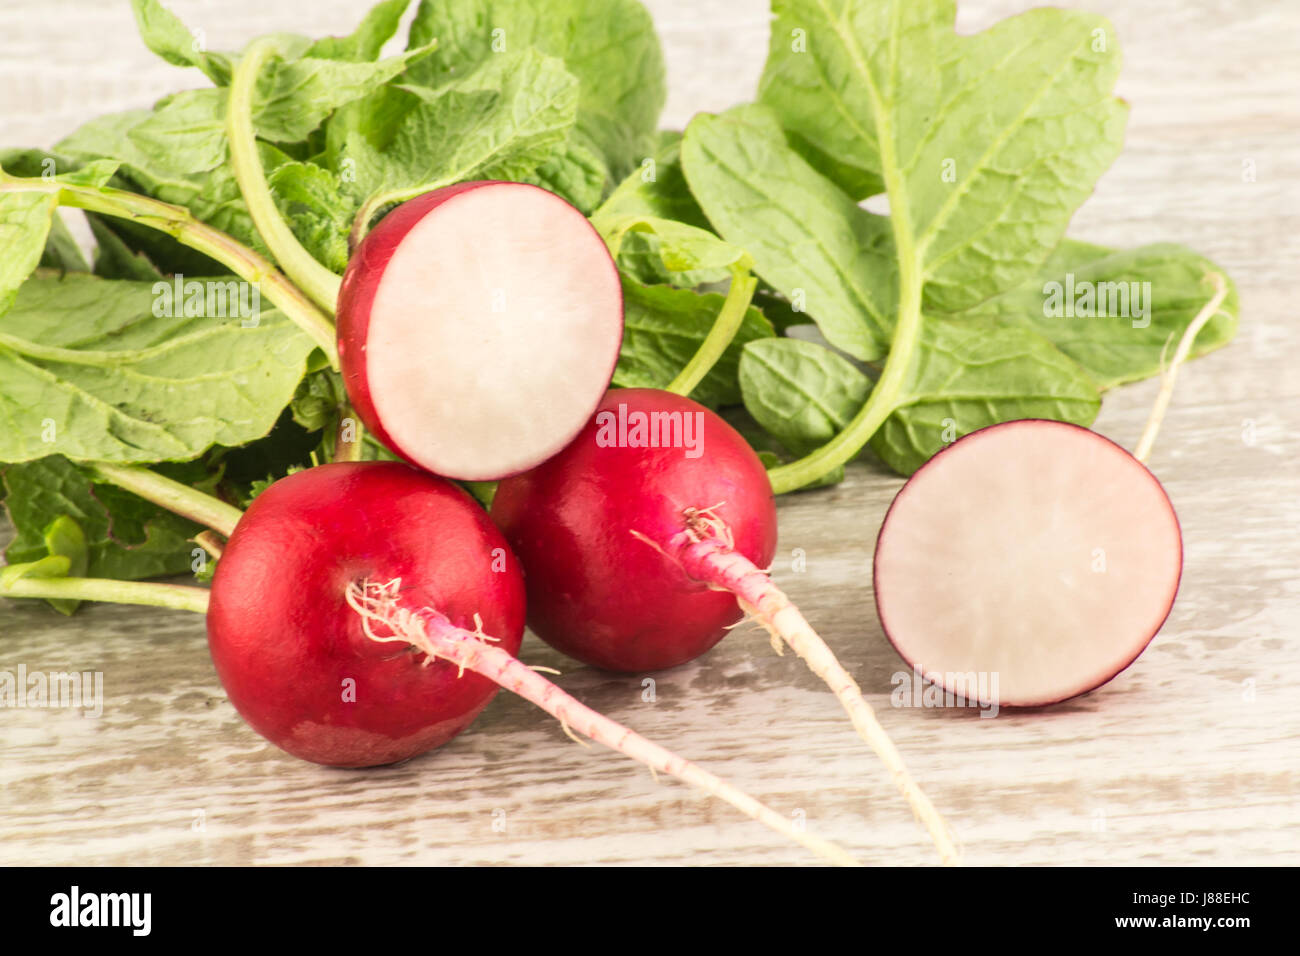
<box><xmin>207</xmin><ymin>461</ymin><xmax>525</xmax><ymax>767</ymax></box>
<box><xmin>209</xmin><ymin>461</ymin><xmax>859</xmax><ymax>865</ymax></box>
<box><xmin>492</xmin><ymin>388</ymin><xmax>778</xmax><ymax>671</ymax></box>
<box><xmin>492</xmin><ymin>388</ymin><xmax>958</xmax><ymax>863</ymax></box>
<box><xmin>873</xmin><ymin>419</ymin><xmax>1184</xmax><ymax>708</ymax></box>
<box><xmin>336</xmin><ymin>181</ymin><xmax>623</xmax><ymax>481</ymax></box>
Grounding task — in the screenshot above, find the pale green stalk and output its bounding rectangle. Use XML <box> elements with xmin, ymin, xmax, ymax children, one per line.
<box><xmin>227</xmin><ymin>37</ymin><xmax>343</xmax><ymax>314</ymax></box>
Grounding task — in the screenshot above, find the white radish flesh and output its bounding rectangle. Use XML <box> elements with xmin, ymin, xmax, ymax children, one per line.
<box><xmin>338</xmin><ymin>182</ymin><xmax>623</xmax><ymax>481</ymax></box>
<box><xmin>873</xmin><ymin>420</ymin><xmax>1182</xmax><ymax>707</ymax></box>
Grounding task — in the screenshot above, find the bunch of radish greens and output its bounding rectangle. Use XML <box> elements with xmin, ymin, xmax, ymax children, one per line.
<box><xmin>0</xmin><ymin>0</ymin><xmax>1237</xmax><ymax>866</ymax></box>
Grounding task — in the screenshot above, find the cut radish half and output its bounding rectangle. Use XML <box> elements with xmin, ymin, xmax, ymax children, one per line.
<box><xmin>337</xmin><ymin>181</ymin><xmax>623</xmax><ymax>481</ymax></box>
<box><xmin>873</xmin><ymin>420</ymin><xmax>1182</xmax><ymax>708</ymax></box>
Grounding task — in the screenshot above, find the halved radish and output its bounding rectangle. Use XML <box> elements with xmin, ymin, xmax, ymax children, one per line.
<box><xmin>337</xmin><ymin>181</ymin><xmax>623</xmax><ymax>481</ymax></box>
<box><xmin>873</xmin><ymin>420</ymin><xmax>1183</xmax><ymax>708</ymax></box>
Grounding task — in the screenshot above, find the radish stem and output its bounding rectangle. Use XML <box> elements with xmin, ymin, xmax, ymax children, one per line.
<box><xmin>334</xmin><ymin>404</ymin><xmax>364</xmax><ymax>463</ymax></box>
<box><xmin>665</xmin><ymin>524</ymin><xmax>959</xmax><ymax>865</ymax></box>
<box><xmin>763</xmin><ymin>85</ymin><xmax>927</xmax><ymax>495</ymax></box>
<box><xmin>350</xmin><ymin>194</ymin><xmax>392</xmax><ymax>252</ymax></box>
<box><xmin>88</xmin><ymin>463</ymin><xmax>243</xmax><ymax>537</ymax></box>
<box><xmin>345</xmin><ymin>577</ymin><xmax>862</xmax><ymax>867</ymax></box>
<box><xmin>228</xmin><ymin>38</ymin><xmax>343</xmax><ymax>314</ymax></box>
<box><xmin>1133</xmin><ymin>272</ymin><xmax>1229</xmax><ymax>464</ymax></box>
<box><xmin>0</xmin><ymin>171</ymin><xmax>338</xmax><ymax>365</ymax></box>
<box><xmin>764</xmin><ymin>203</ymin><xmax>924</xmax><ymax>494</ymax></box>
<box><xmin>193</xmin><ymin>530</ymin><xmax>226</xmax><ymax>560</ymax></box>
<box><xmin>666</xmin><ymin>258</ymin><xmax>758</xmax><ymax>398</ymax></box>
<box><xmin>0</xmin><ymin>575</ymin><xmax>210</xmax><ymax>614</ymax></box>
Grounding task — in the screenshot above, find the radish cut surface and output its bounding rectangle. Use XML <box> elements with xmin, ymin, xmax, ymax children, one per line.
<box><xmin>338</xmin><ymin>182</ymin><xmax>623</xmax><ymax>481</ymax></box>
<box><xmin>873</xmin><ymin>420</ymin><xmax>1182</xmax><ymax>707</ymax></box>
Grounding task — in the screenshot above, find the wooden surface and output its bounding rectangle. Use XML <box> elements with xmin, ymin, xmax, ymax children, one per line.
<box><xmin>1</xmin><ymin>0</ymin><xmax>1297</xmax><ymax>866</ymax></box>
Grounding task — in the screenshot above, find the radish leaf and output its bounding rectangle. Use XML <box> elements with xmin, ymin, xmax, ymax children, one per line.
<box><xmin>253</xmin><ymin>45</ymin><xmax>437</xmax><ymax>144</ymax></box>
<box><xmin>265</xmin><ymin>162</ymin><xmax>356</xmax><ymax>274</ymax></box>
<box><xmin>130</xmin><ymin>0</ymin><xmax>235</xmax><ymax>84</ymax></box>
<box><xmin>869</xmin><ymin>317</ymin><xmax>1101</xmax><ymax>474</ymax></box>
<box><xmin>739</xmin><ymin>321</ymin><xmax>1100</xmax><ymax>475</ymax></box>
<box><xmin>596</xmin><ymin>134</ymin><xmax>710</xmax><ymax>232</ymax></box>
<box><xmin>0</xmin><ymin>160</ymin><xmax>118</xmax><ymax>311</ymax></box>
<box><xmin>345</xmin><ymin>50</ymin><xmax>579</xmax><ymax>216</ymax></box>
<box><xmin>759</xmin><ymin>0</ymin><xmax>1127</xmax><ymax>310</ymax></box>
<box><xmin>739</xmin><ymin>337</ymin><xmax>873</xmax><ymax>456</ymax></box>
<box><xmin>528</xmin><ymin>137</ymin><xmax>609</xmax><ymax>214</ymax></box>
<box><xmin>2</xmin><ymin>455</ymin><xmax>199</xmax><ymax>583</ymax></box>
<box><xmin>408</xmin><ymin>0</ymin><xmax>666</xmax><ymax>181</ymax></box>
<box><xmin>593</xmin><ymin>136</ymin><xmax>746</xmax><ymax>288</ymax></box>
<box><xmin>972</xmin><ymin>240</ymin><xmax>1241</xmax><ymax>389</ymax></box>
<box><xmin>0</xmin><ymin>273</ymin><xmax>316</xmax><ymax>464</ymax></box>
<box><xmin>682</xmin><ymin>105</ymin><xmax>896</xmax><ymax>362</ymax></box>
<box><xmin>685</xmin><ymin>0</ymin><xmax>1128</xmax><ymax>489</ymax></box>
<box><xmin>304</xmin><ymin>0</ymin><xmax>412</xmax><ymax>62</ymax></box>
<box><xmin>615</xmin><ymin>277</ymin><xmax>774</xmax><ymax>408</ymax></box>
<box><xmin>38</xmin><ymin>515</ymin><xmax>89</xmax><ymax>615</ymax></box>
<box><xmin>89</xmin><ymin>215</ymin><xmax>164</xmax><ymax>280</ymax></box>
<box><xmin>57</xmin><ymin>109</ymin><xmax>278</xmax><ymax>260</ymax></box>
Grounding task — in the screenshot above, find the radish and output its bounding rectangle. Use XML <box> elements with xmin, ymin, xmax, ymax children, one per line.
<box><xmin>872</xmin><ymin>420</ymin><xmax>1183</xmax><ymax>707</ymax></box>
<box><xmin>336</xmin><ymin>182</ymin><xmax>623</xmax><ymax>481</ymax></box>
<box><xmin>4</xmin><ymin>460</ymin><xmax>857</xmax><ymax>865</ymax></box>
<box><xmin>491</xmin><ymin>387</ymin><xmax>958</xmax><ymax>863</ymax></box>
<box><xmin>492</xmin><ymin>388</ymin><xmax>779</xmax><ymax>672</ymax></box>
<box><xmin>872</xmin><ymin>274</ymin><xmax>1228</xmax><ymax>708</ymax></box>
<box><xmin>206</xmin><ymin>461</ymin><xmax>527</xmax><ymax>767</ymax></box>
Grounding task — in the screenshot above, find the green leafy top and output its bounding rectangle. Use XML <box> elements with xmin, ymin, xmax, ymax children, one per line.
<box><xmin>0</xmin><ymin>273</ymin><xmax>316</xmax><ymax>464</ymax></box>
<box><xmin>759</xmin><ymin>0</ymin><xmax>1127</xmax><ymax>312</ymax></box>
<box><xmin>407</xmin><ymin>0</ymin><xmax>667</xmax><ymax>180</ymax></box>
<box><xmin>678</xmin><ymin>0</ymin><xmax>1184</xmax><ymax>489</ymax></box>
<box><xmin>2</xmin><ymin>455</ymin><xmax>200</xmax><ymax>585</ymax></box>
<box><xmin>344</xmin><ymin>48</ymin><xmax>581</xmax><ymax>236</ymax></box>
<box><xmin>682</xmin><ymin>105</ymin><xmax>895</xmax><ymax>361</ymax></box>
<box><xmin>0</xmin><ymin>0</ymin><xmax>1242</xmax><ymax>611</ymax></box>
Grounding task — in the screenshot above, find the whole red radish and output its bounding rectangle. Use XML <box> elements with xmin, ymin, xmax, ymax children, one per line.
<box><xmin>491</xmin><ymin>388</ymin><xmax>778</xmax><ymax>671</ymax></box>
<box><xmin>207</xmin><ymin>461</ymin><xmax>525</xmax><ymax>767</ymax></box>
<box><xmin>205</xmin><ymin>460</ymin><xmax>856</xmax><ymax>864</ymax></box>
<box><xmin>336</xmin><ymin>182</ymin><xmax>623</xmax><ymax>481</ymax></box>
<box><xmin>873</xmin><ymin>419</ymin><xmax>1183</xmax><ymax>707</ymax></box>
<box><xmin>492</xmin><ymin>387</ymin><xmax>957</xmax><ymax>863</ymax></box>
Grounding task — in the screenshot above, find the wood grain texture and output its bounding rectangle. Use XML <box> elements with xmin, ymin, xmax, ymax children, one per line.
<box><xmin>1</xmin><ymin>0</ymin><xmax>1297</xmax><ymax>866</ymax></box>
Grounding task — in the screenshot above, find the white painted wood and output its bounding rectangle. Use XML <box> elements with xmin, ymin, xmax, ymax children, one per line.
<box><xmin>1</xmin><ymin>0</ymin><xmax>1297</xmax><ymax>865</ymax></box>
